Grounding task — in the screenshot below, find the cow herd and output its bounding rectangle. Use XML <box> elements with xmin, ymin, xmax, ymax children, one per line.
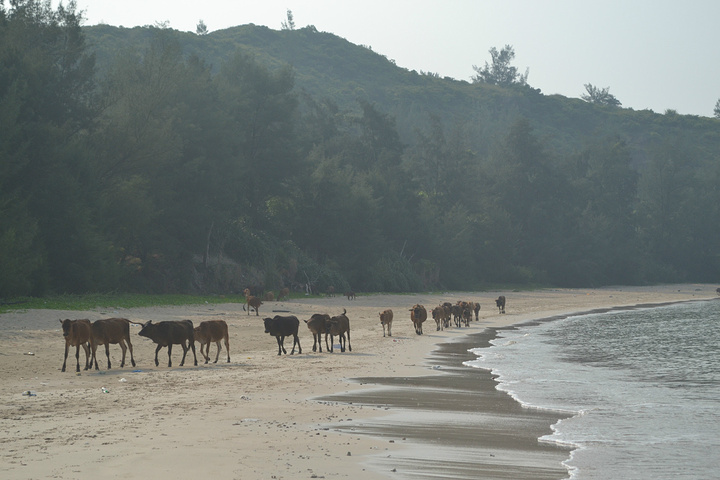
<box><xmin>58</xmin><ymin>296</ymin><xmax>508</xmax><ymax>371</ymax></box>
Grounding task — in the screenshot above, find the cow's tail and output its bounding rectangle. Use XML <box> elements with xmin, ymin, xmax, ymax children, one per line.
<box><xmin>242</xmin><ymin>304</ymin><xmax>246</xmax><ymax>311</ymax></box>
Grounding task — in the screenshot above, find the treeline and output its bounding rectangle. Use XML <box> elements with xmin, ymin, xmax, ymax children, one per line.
<box><xmin>1</xmin><ymin>2</ymin><xmax>719</xmax><ymax>298</ymax></box>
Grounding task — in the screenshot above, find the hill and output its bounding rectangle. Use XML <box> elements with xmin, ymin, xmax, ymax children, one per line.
<box><xmin>84</xmin><ymin>24</ymin><xmax>720</xmax><ymax>163</ymax></box>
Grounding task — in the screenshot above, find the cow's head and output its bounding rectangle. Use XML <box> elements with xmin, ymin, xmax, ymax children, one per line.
<box><xmin>262</xmin><ymin>317</ymin><xmax>273</xmax><ymax>333</ymax></box>
<box><xmin>138</xmin><ymin>321</ymin><xmax>154</xmax><ymax>338</ymax></box>
<box><xmin>59</xmin><ymin>319</ymin><xmax>72</xmax><ymax>337</ymax></box>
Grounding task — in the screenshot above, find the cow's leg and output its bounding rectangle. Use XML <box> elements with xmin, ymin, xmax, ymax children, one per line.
<box><xmin>346</xmin><ymin>330</ymin><xmax>352</xmax><ymax>352</ymax></box>
<box><xmin>189</xmin><ymin>339</ymin><xmax>198</xmax><ymax>366</ymax></box>
<box><xmin>179</xmin><ymin>342</ymin><xmax>188</xmax><ymax>367</ymax></box>
<box><xmin>154</xmin><ymin>344</ymin><xmax>162</xmax><ymax>367</ymax></box>
<box><xmin>213</xmin><ymin>340</ymin><xmax>221</xmax><ymax>363</ymax></box>
<box><xmin>275</xmin><ymin>336</ymin><xmax>284</xmax><ymax>355</ymax></box>
<box><xmin>328</xmin><ymin>335</ymin><xmax>334</xmax><ymax>353</ymax></box>
<box><xmin>126</xmin><ymin>336</ymin><xmax>136</xmax><ymax>367</ymax></box>
<box><xmin>119</xmin><ymin>340</ymin><xmax>127</xmax><ymax>368</ymax></box>
<box><xmin>74</xmin><ymin>343</ymin><xmax>82</xmax><ymax>372</ymax></box>
<box><xmin>104</xmin><ymin>343</ymin><xmax>112</xmax><ymax>369</ymax></box>
<box><xmin>291</xmin><ymin>334</ymin><xmax>301</xmax><ymax>355</ymax></box>
<box><xmin>388</xmin><ymin>323</ymin><xmax>392</xmax><ymax>337</ymax></box>
<box><xmin>224</xmin><ymin>335</ymin><xmax>230</xmax><ymax>363</ymax></box>
<box><xmin>312</xmin><ymin>334</ymin><xmax>317</xmax><ymax>352</ymax></box>
<box><xmin>82</xmin><ymin>342</ymin><xmax>91</xmax><ymax>370</ymax></box>
<box><xmin>62</xmin><ymin>342</ymin><xmax>70</xmax><ymax>372</ymax></box>
<box><xmin>324</xmin><ymin>333</ymin><xmax>330</xmax><ymax>352</ymax></box>
<box><xmin>91</xmin><ymin>342</ymin><xmax>99</xmax><ymax>370</ymax></box>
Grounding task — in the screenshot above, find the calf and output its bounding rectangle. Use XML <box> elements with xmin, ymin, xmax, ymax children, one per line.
<box><xmin>138</xmin><ymin>320</ymin><xmax>198</xmax><ymax>367</ymax></box>
<box><xmin>496</xmin><ymin>295</ymin><xmax>506</xmax><ymax>314</ymax></box>
<box><xmin>326</xmin><ymin>309</ymin><xmax>351</xmax><ymax>352</ymax></box>
<box><xmin>278</xmin><ymin>287</ymin><xmax>290</xmax><ymax>300</ymax></box>
<box><xmin>379</xmin><ymin>309</ymin><xmax>393</xmax><ymax>337</ymax></box>
<box><xmin>194</xmin><ymin>320</ymin><xmax>230</xmax><ymax>364</ymax></box>
<box><xmin>305</xmin><ymin>313</ymin><xmax>331</xmax><ymax>352</ymax></box>
<box><xmin>90</xmin><ymin>318</ymin><xmax>137</xmax><ymax>370</ymax></box>
<box><xmin>410</xmin><ymin>304</ymin><xmax>427</xmax><ymax>335</ymax></box>
<box><xmin>243</xmin><ymin>295</ymin><xmax>263</xmax><ymax>316</ymax></box>
<box><xmin>59</xmin><ymin>318</ymin><xmax>92</xmax><ymax>372</ymax></box>
<box><xmin>344</xmin><ymin>291</ymin><xmax>355</xmax><ymax>300</ymax></box>
<box><xmin>263</xmin><ymin>315</ymin><xmax>302</xmax><ymax>355</ymax></box>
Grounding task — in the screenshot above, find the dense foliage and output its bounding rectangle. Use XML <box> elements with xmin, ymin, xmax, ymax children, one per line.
<box><xmin>1</xmin><ymin>2</ymin><xmax>719</xmax><ymax>298</ymax></box>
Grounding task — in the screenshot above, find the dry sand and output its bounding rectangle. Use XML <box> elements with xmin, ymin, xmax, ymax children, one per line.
<box><xmin>0</xmin><ymin>284</ymin><xmax>717</xmax><ymax>479</ymax></box>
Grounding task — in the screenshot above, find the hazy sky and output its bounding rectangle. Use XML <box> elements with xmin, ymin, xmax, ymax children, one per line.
<box><xmin>62</xmin><ymin>0</ymin><xmax>720</xmax><ymax>117</ymax></box>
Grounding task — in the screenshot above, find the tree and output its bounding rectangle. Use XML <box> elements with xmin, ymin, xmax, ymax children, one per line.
<box><xmin>196</xmin><ymin>19</ymin><xmax>208</xmax><ymax>35</ymax></box>
<box><xmin>471</xmin><ymin>45</ymin><xmax>528</xmax><ymax>86</ymax></box>
<box><xmin>714</xmin><ymin>98</ymin><xmax>720</xmax><ymax>118</ymax></box>
<box><xmin>581</xmin><ymin>84</ymin><xmax>621</xmax><ymax>107</ymax></box>
<box><xmin>281</xmin><ymin>9</ymin><xmax>295</xmax><ymax>30</ymax></box>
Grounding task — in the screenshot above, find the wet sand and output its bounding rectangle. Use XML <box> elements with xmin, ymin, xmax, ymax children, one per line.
<box><xmin>318</xmin><ymin>329</ymin><xmax>572</xmax><ymax>479</ymax></box>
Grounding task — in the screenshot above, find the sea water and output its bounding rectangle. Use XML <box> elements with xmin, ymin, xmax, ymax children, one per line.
<box><xmin>466</xmin><ymin>300</ymin><xmax>720</xmax><ymax>479</ymax></box>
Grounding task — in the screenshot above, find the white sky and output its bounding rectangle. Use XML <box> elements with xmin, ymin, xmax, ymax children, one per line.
<box><xmin>58</xmin><ymin>0</ymin><xmax>720</xmax><ymax>116</ymax></box>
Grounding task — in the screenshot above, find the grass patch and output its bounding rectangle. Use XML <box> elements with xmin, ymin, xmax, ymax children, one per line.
<box><xmin>0</xmin><ymin>293</ymin><xmax>251</xmax><ymax>314</ymax></box>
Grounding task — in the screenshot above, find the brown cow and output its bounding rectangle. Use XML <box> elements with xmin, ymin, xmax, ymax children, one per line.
<box><xmin>90</xmin><ymin>318</ymin><xmax>137</xmax><ymax>370</ymax></box>
<box><xmin>450</xmin><ymin>304</ymin><xmax>463</xmax><ymax>328</ymax></box>
<box><xmin>379</xmin><ymin>309</ymin><xmax>393</xmax><ymax>337</ymax></box>
<box><xmin>344</xmin><ymin>291</ymin><xmax>356</xmax><ymax>300</ymax></box>
<box><xmin>305</xmin><ymin>313</ymin><xmax>331</xmax><ymax>352</ymax></box>
<box><xmin>59</xmin><ymin>319</ymin><xmax>92</xmax><ymax>372</ymax></box>
<box><xmin>410</xmin><ymin>304</ymin><xmax>427</xmax><ymax>335</ymax></box>
<box><xmin>278</xmin><ymin>287</ymin><xmax>290</xmax><ymax>300</ymax></box>
<box><xmin>326</xmin><ymin>309</ymin><xmax>351</xmax><ymax>352</ymax></box>
<box><xmin>431</xmin><ymin>306</ymin><xmax>445</xmax><ymax>331</ymax></box>
<box><xmin>243</xmin><ymin>295</ymin><xmax>263</xmax><ymax>316</ymax></box>
<box><xmin>263</xmin><ymin>291</ymin><xmax>275</xmax><ymax>302</ymax></box>
<box><xmin>326</xmin><ymin>286</ymin><xmax>335</xmax><ymax>297</ymax></box>
<box><xmin>194</xmin><ymin>320</ymin><xmax>230</xmax><ymax>364</ymax></box>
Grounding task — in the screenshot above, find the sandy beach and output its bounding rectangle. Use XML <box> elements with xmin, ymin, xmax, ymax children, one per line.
<box><xmin>0</xmin><ymin>284</ymin><xmax>716</xmax><ymax>480</ymax></box>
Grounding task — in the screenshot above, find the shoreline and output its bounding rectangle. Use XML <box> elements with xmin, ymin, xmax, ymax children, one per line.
<box><xmin>315</xmin><ymin>295</ymin><xmax>720</xmax><ymax>479</ymax></box>
<box><xmin>0</xmin><ymin>285</ymin><xmax>717</xmax><ymax>479</ymax></box>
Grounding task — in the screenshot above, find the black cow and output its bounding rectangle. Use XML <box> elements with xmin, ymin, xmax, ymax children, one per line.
<box><xmin>263</xmin><ymin>315</ymin><xmax>302</xmax><ymax>355</ymax></box>
<box><xmin>496</xmin><ymin>295</ymin><xmax>506</xmax><ymax>314</ymax></box>
<box><xmin>138</xmin><ymin>320</ymin><xmax>198</xmax><ymax>367</ymax></box>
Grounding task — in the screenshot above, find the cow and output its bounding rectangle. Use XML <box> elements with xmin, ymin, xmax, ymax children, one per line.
<box><xmin>90</xmin><ymin>318</ymin><xmax>137</xmax><ymax>370</ymax></box>
<box><xmin>461</xmin><ymin>307</ymin><xmax>472</xmax><ymax>327</ymax></box>
<box><xmin>243</xmin><ymin>295</ymin><xmax>263</xmax><ymax>316</ymax></box>
<box><xmin>450</xmin><ymin>304</ymin><xmax>463</xmax><ymax>328</ymax></box>
<box><xmin>59</xmin><ymin>318</ymin><xmax>92</xmax><ymax>372</ymax></box>
<box><xmin>496</xmin><ymin>295</ymin><xmax>506</xmax><ymax>314</ymax></box>
<box><xmin>344</xmin><ymin>291</ymin><xmax>356</xmax><ymax>300</ymax></box>
<box><xmin>138</xmin><ymin>320</ymin><xmax>198</xmax><ymax>367</ymax></box>
<box><xmin>305</xmin><ymin>313</ymin><xmax>331</xmax><ymax>352</ymax></box>
<box><xmin>278</xmin><ymin>287</ymin><xmax>290</xmax><ymax>300</ymax></box>
<box><xmin>379</xmin><ymin>309</ymin><xmax>393</xmax><ymax>337</ymax></box>
<box><xmin>410</xmin><ymin>304</ymin><xmax>427</xmax><ymax>335</ymax></box>
<box><xmin>431</xmin><ymin>306</ymin><xmax>445</xmax><ymax>331</ymax></box>
<box><xmin>442</xmin><ymin>302</ymin><xmax>453</xmax><ymax>328</ymax></box>
<box><xmin>263</xmin><ymin>291</ymin><xmax>275</xmax><ymax>302</ymax></box>
<box><xmin>471</xmin><ymin>301</ymin><xmax>481</xmax><ymax>321</ymax></box>
<box><xmin>194</xmin><ymin>320</ymin><xmax>230</xmax><ymax>364</ymax></box>
<box><xmin>326</xmin><ymin>309</ymin><xmax>351</xmax><ymax>352</ymax></box>
<box><xmin>263</xmin><ymin>315</ymin><xmax>302</xmax><ymax>355</ymax></box>
<box><xmin>326</xmin><ymin>286</ymin><xmax>335</xmax><ymax>297</ymax></box>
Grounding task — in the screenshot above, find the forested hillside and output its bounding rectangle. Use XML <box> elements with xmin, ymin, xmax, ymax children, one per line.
<box><xmin>2</xmin><ymin>2</ymin><xmax>719</xmax><ymax>298</ymax></box>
